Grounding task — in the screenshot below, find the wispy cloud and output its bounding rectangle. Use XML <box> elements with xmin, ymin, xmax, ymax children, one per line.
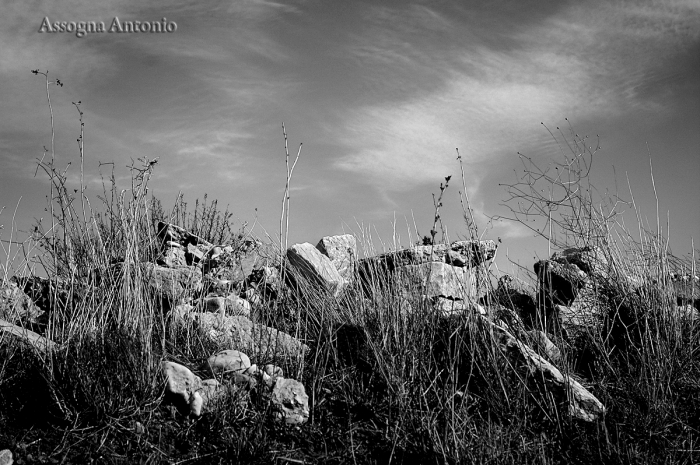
<box><xmin>331</xmin><ymin>1</ymin><xmax>700</xmax><ymax>194</ymax></box>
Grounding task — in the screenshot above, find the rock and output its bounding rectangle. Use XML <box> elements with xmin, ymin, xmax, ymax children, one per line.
<box><xmin>448</xmin><ymin>240</ymin><xmax>498</xmax><ymax>267</ymax></box>
<box><xmin>203</xmin><ymin>241</ymin><xmax>268</xmax><ymax>285</ymax></box>
<box><xmin>489</xmin><ymin>281</ymin><xmax>538</xmax><ymax>329</ymax></box>
<box><xmin>203</xmin><ymin>295</ymin><xmax>251</xmax><ymax>317</ymax></box>
<box><xmin>264</xmin><ymin>364</ymin><xmax>284</xmax><ymax>378</ymax></box>
<box><xmin>156</xmin><ymin>221</ymin><xmax>213</xmax><ymax>251</ymax></box>
<box><xmin>262</xmin><ymin>364</ymin><xmax>284</xmax><ymax>388</ymax></box>
<box><xmin>493</xmin><ymin>305</ymin><xmax>528</xmax><ymax>334</ymax></box>
<box><xmin>133</xmin><ymin>421</ymin><xmax>146</xmax><ymax>435</ymax></box>
<box><xmin>157</xmin><ymin>247</ymin><xmax>187</xmax><ymax>267</ymax></box>
<box><xmin>535</xmin><ymin>259</ymin><xmax>587</xmax><ymax>308</ymax></box>
<box><xmin>430</xmin><ymin>296</ymin><xmax>486</xmax><ymax>316</ymax></box>
<box><xmin>551</xmin><ymin>246</ymin><xmax>611</xmax><ymax>280</ymax></box>
<box><xmin>287</xmin><ymin>243</ymin><xmax>346</xmax><ymax>296</ymax></box>
<box><xmin>555</xmin><ymin>282</ymin><xmax>605</xmax><ymax>338</ymax></box>
<box><xmin>204</xmin><ymin>349</ymin><xmax>251</xmax><ymax>377</ymax></box>
<box><xmin>186</xmin><ymin>243</ymin><xmax>207</xmax><ymax>265</ymax></box>
<box><xmin>0</xmin><ymin>449</ymin><xmax>12</xmax><ymax>465</ymax></box>
<box><xmin>0</xmin><ymin>318</ymin><xmax>58</xmax><ymax>354</ymax></box>
<box><xmin>195</xmin><ymin>379</ymin><xmax>225</xmax><ymax>414</ymax></box>
<box><xmin>316</xmin><ymin>234</ymin><xmax>357</xmax><ymax>281</ymax></box>
<box><xmin>144</xmin><ymin>263</ymin><xmax>203</xmax><ymax>307</ymax></box>
<box><xmin>399</xmin><ymin>262</ymin><xmax>483</xmax><ymax>300</ymax></box>
<box><xmin>16</xmin><ymin>276</ymin><xmax>72</xmax><ymax>318</ymax></box>
<box><xmin>484</xmin><ymin>316</ymin><xmax>605</xmax><ymax>422</ymax></box>
<box><xmin>271</xmin><ymin>378</ymin><xmax>309</xmax><ymax>425</ymax></box>
<box><xmin>192</xmin><ymin>313</ymin><xmax>308</xmax><ymax>361</ymax></box>
<box><xmin>358</xmin><ymin>240</ymin><xmax>496</xmax><ymax>297</ymax></box>
<box><xmin>0</xmin><ymin>280</ymin><xmax>44</xmax><ymax>324</ymax></box>
<box><xmin>161</xmin><ymin>361</ymin><xmax>202</xmax><ymax>413</ymax></box>
<box><xmin>526</xmin><ymin>330</ymin><xmax>562</xmax><ymax>363</ymax></box>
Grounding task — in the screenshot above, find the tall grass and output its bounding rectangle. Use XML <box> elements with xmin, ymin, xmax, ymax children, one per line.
<box><xmin>0</xmin><ymin>74</ymin><xmax>698</xmax><ymax>464</ymax></box>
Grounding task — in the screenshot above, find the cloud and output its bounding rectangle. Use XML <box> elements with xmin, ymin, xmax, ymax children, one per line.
<box><xmin>331</xmin><ymin>0</ymin><xmax>700</xmax><ymax>194</ymax></box>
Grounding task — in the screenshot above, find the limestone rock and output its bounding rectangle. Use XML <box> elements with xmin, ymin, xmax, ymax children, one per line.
<box><xmin>287</xmin><ymin>243</ymin><xmax>346</xmax><ymax>296</ymax></box>
<box><xmin>156</xmin><ymin>221</ymin><xmax>213</xmax><ymax>251</ymax></box>
<box><xmin>0</xmin><ymin>281</ymin><xmax>44</xmax><ymax>324</ymax></box>
<box><xmin>316</xmin><ymin>234</ymin><xmax>357</xmax><ymax>281</ymax></box>
<box><xmin>535</xmin><ymin>259</ymin><xmax>587</xmax><ymax>308</ymax></box>
<box><xmin>157</xmin><ymin>247</ymin><xmax>187</xmax><ymax>267</ymax></box>
<box><xmin>264</xmin><ymin>364</ymin><xmax>284</xmax><ymax>378</ymax></box>
<box><xmin>551</xmin><ymin>246</ymin><xmax>611</xmax><ymax>280</ymax></box>
<box><xmin>448</xmin><ymin>240</ymin><xmax>498</xmax><ymax>268</ymax></box>
<box><xmin>430</xmin><ymin>296</ymin><xmax>486</xmax><ymax>316</ymax></box>
<box><xmin>162</xmin><ymin>361</ymin><xmax>202</xmax><ymax>412</ymax></box>
<box><xmin>144</xmin><ymin>263</ymin><xmax>202</xmax><ymax>306</ymax></box>
<box><xmin>205</xmin><ymin>349</ymin><xmax>251</xmax><ymax>377</ymax></box>
<box><xmin>0</xmin><ymin>318</ymin><xmax>57</xmax><ymax>355</ymax></box>
<box><xmin>271</xmin><ymin>378</ymin><xmax>309</xmax><ymax>425</ymax></box>
<box><xmin>0</xmin><ymin>449</ymin><xmax>12</xmax><ymax>465</ymax></box>
<box><xmin>484</xmin><ymin>316</ymin><xmax>605</xmax><ymax>422</ymax></box>
<box><xmin>192</xmin><ymin>312</ymin><xmax>308</xmax><ymax>361</ymax></box>
<box><xmin>203</xmin><ymin>295</ymin><xmax>251</xmax><ymax>317</ymax></box>
<box><xmin>399</xmin><ymin>262</ymin><xmax>482</xmax><ymax>300</ymax></box>
<box><xmin>262</xmin><ymin>364</ymin><xmax>283</xmax><ymax>388</ymax></box>
<box><xmin>526</xmin><ymin>330</ymin><xmax>562</xmax><ymax>363</ymax></box>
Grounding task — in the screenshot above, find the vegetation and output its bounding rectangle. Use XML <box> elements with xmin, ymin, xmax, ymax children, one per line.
<box><xmin>0</xmin><ymin>71</ymin><xmax>698</xmax><ymax>464</ymax></box>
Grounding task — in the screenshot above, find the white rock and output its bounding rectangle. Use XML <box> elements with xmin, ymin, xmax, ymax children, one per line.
<box><xmin>316</xmin><ymin>234</ymin><xmax>357</xmax><ymax>281</ymax></box>
<box><xmin>161</xmin><ymin>361</ymin><xmax>202</xmax><ymax>411</ymax></box>
<box><xmin>0</xmin><ymin>449</ymin><xmax>12</xmax><ymax>465</ymax></box>
<box><xmin>271</xmin><ymin>378</ymin><xmax>310</xmax><ymax>425</ymax></box>
<box><xmin>205</xmin><ymin>349</ymin><xmax>252</xmax><ymax>377</ymax></box>
<box><xmin>287</xmin><ymin>243</ymin><xmax>346</xmax><ymax>296</ymax></box>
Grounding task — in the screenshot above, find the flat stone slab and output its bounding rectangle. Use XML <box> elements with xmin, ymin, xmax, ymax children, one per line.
<box><xmin>0</xmin><ymin>318</ymin><xmax>58</xmax><ymax>354</ymax></box>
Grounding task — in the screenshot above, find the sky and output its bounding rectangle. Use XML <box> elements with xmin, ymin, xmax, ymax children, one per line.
<box><xmin>1</xmin><ymin>0</ymin><xmax>699</xmax><ymax>278</ymax></box>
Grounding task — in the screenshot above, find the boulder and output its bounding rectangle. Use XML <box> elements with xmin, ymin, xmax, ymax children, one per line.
<box><xmin>262</xmin><ymin>365</ymin><xmax>284</xmax><ymax>388</ymax></box>
<box><xmin>0</xmin><ymin>281</ymin><xmax>44</xmax><ymax>324</ymax></box>
<box><xmin>193</xmin><ymin>379</ymin><xmax>232</xmax><ymax>416</ymax></box>
<box><xmin>287</xmin><ymin>243</ymin><xmax>346</xmax><ymax>296</ymax></box>
<box><xmin>358</xmin><ymin>240</ymin><xmax>496</xmax><ymax>298</ymax></box>
<box><xmin>156</xmin><ymin>221</ymin><xmax>213</xmax><ymax>251</ymax></box>
<box><xmin>555</xmin><ymin>282</ymin><xmax>606</xmax><ymax>338</ymax></box>
<box><xmin>157</xmin><ymin>247</ymin><xmax>187</xmax><ymax>267</ymax></box>
<box><xmin>16</xmin><ymin>276</ymin><xmax>72</xmax><ymax>317</ymax></box>
<box><xmin>0</xmin><ymin>449</ymin><xmax>12</xmax><ymax>465</ymax></box>
<box><xmin>526</xmin><ymin>330</ymin><xmax>562</xmax><ymax>363</ymax></box>
<box><xmin>203</xmin><ymin>295</ymin><xmax>251</xmax><ymax>317</ymax></box>
<box><xmin>484</xmin><ymin>316</ymin><xmax>605</xmax><ymax>422</ymax></box>
<box><xmin>144</xmin><ymin>263</ymin><xmax>202</xmax><ymax>306</ymax></box>
<box><xmin>448</xmin><ymin>240</ymin><xmax>498</xmax><ymax>268</ymax></box>
<box><xmin>191</xmin><ymin>312</ymin><xmax>308</xmax><ymax>361</ymax></box>
<box><xmin>489</xmin><ymin>281</ymin><xmax>538</xmax><ymax>329</ymax></box>
<box><xmin>534</xmin><ymin>259</ymin><xmax>587</xmax><ymax>308</ymax></box>
<box><xmin>399</xmin><ymin>262</ymin><xmax>483</xmax><ymax>300</ymax></box>
<box><xmin>161</xmin><ymin>361</ymin><xmax>202</xmax><ymax>413</ymax></box>
<box><xmin>271</xmin><ymin>378</ymin><xmax>309</xmax><ymax>425</ymax></box>
<box><xmin>162</xmin><ymin>360</ymin><xmax>252</xmax><ymax>418</ymax></box>
<box><xmin>0</xmin><ymin>318</ymin><xmax>58</xmax><ymax>355</ymax></box>
<box><xmin>204</xmin><ymin>349</ymin><xmax>251</xmax><ymax>377</ymax></box>
<box><xmin>430</xmin><ymin>296</ymin><xmax>486</xmax><ymax>316</ymax></box>
<box><xmin>316</xmin><ymin>234</ymin><xmax>357</xmax><ymax>281</ymax></box>
<box><xmin>202</xmin><ymin>240</ymin><xmax>267</xmax><ymax>285</ymax></box>
<box><xmin>551</xmin><ymin>246</ymin><xmax>611</xmax><ymax>280</ymax></box>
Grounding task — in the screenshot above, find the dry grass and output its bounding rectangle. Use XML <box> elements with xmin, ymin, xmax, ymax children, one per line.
<box><xmin>0</xmin><ymin>72</ymin><xmax>698</xmax><ymax>464</ymax></box>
